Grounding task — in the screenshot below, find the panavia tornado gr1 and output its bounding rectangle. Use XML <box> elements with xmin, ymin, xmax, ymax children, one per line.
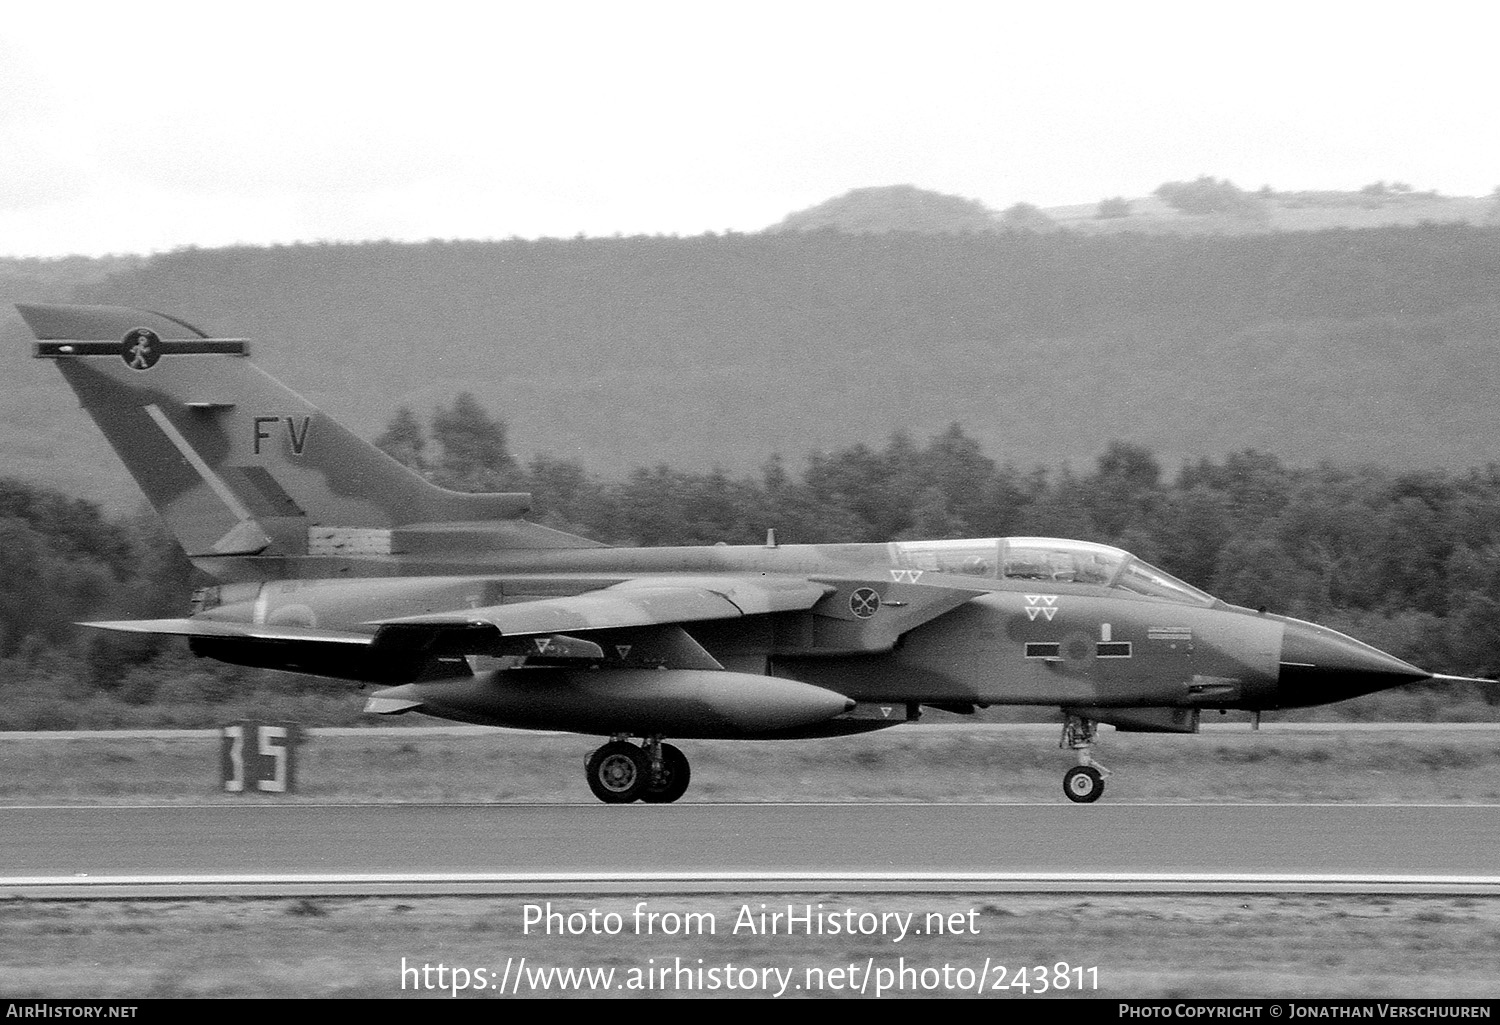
<box><xmin>18</xmin><ymin>303</ymin><xmax>1490</xmax><ymax>803</ymax></box>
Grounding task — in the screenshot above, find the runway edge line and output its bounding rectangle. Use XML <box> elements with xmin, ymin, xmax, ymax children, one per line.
<box><xmin>5</xmin><ymin>871</ymin><xmax>1500</xmax><ymax>898</ymax></box>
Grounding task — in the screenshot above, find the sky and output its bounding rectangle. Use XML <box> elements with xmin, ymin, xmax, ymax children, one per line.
<box><xmin>2</xmin><ymin>0</ymin><xmax>1498</xmax><ymax>258</ymax></box>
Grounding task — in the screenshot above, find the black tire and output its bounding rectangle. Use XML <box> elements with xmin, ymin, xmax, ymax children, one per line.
<box><xmin>586</xmin><ymin>742</ymin><xmax>649</xmax><ymax>803</ymax></box>
<box><xmin>1063</xmin><ymin>765</ymin><xmax>1104</xmax><ymax>804</ymax></box>
<box><xmin>639</xmin><ymin>743</ymin><xmax>691</xmax><ymax>804</ymax></box>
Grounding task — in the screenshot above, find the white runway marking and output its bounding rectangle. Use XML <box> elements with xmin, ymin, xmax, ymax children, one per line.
<box><xmin>6</xmin><ymin>870</ymin><xmax>1500</xmax><ymax>898</ymax></box>
<box><xmin>1</xmin><ymin>800</ymin><xmax>1497</xmax><ymax>810</ymax></box>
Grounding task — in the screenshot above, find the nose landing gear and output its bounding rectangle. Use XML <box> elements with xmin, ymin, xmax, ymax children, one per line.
<box><xmin>585</xmin><ymin>736</ymin><xmax>692</xmax><ymax>804</ymax></box>
<box><xmin>1060</xmin><ymin>715</ymin><xmax>1111</xmax><ymax>803</ymax></box>
<box><xmin>1063</xmin><ymin>764</ymin><xmax>1105</xmax><ymax>802</ymax></box>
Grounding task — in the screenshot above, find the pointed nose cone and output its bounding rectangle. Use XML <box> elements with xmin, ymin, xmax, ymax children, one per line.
<box><xmin>1278</xmin><ymin>618</ymin><xmax>1431</xmax><ymax>706</ymax></box>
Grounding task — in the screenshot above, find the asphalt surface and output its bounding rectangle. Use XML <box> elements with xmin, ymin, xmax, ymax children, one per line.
<box><xmin>2</xmin><ymin>803</ymin><xmax>1496</xmax><ymax>896</ymax></box>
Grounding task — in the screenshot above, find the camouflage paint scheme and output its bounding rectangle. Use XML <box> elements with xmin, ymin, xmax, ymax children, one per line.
<box><xmin>19</xmin><ymin>303</ymin><xmax>1478</xmax><ymax>802</ymax></box>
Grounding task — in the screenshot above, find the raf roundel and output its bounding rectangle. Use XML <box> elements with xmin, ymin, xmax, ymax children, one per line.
<box><xmin>121</xmin><ymin>328</ymin><xmax>162</xmax><ymax>371</ymax></box>
<box><xmin>849</xmin><ymin>587</ymin><xmax>882</xmax><ymax>619</ymax></box>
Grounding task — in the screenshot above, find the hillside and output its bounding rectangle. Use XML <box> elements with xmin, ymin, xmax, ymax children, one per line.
<box><xmin>770</xmin><ymin>183</ymin><xmax>1499</xmax><ymax>236</ymax></box>
<box><xmin>767</xmin><ymin>184</ymin><xmax>1001</xmax><ymax>233</ymax></box>
<box><xmin>1046</xmin><ymin>188</ymin><xmax>1498</xmax><ymax>235</ymax></box>
<box><xmin>3</xmin><ymin>226</ymin><xmax>1499</xmax><ymax>512</ymax></box>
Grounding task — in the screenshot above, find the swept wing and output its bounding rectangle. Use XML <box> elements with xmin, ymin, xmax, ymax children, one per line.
<box><xmin>82</xmin><ymin>576</ymin><xmax>835</xmax><ymax>663</ymax></box>
<box><xmin>377</xmin><ymin>575</ymin><xmax>832</xmax><ymax>635</ymax></box>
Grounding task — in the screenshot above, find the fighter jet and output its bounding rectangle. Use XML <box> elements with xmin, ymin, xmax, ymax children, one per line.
<box><xmin>18</xmin><ymin>303</ymin><xmax>1490</xmax><ymax>803</ymax></box>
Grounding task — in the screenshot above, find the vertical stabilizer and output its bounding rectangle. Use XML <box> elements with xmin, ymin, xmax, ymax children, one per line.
<box><xmin>20</xmin><ymin>303</ymin><xmax>596</xmax><ymax>564</ymax></box>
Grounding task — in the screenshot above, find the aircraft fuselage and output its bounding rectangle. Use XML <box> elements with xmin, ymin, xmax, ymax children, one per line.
<box><xmin>188</xmin><ymin>539</ymin><xmax>1418</xmax><ymax>719</ymax></box>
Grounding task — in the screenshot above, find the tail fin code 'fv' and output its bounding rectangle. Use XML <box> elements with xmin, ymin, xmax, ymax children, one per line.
<box><xmin>19</xmin><ymin>303</ymin><xmax>599</xmax><ymax>565</ymax></box>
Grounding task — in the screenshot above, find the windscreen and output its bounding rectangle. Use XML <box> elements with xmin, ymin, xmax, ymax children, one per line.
<box><xmin>888</xmin><ymin>537</ymin><xmax>1217</xmax><ymax>605</ymax></box>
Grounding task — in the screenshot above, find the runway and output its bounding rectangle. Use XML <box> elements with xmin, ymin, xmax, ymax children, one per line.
<box><xmin>3</xmin><ymin>802</ymin><xmax>1497</xmax><ymax>897</ymax></box>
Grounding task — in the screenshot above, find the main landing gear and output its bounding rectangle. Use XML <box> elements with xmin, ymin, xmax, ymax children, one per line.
<box><xmin>585</xmin><ymin>736</ymin><xmax>691</xmax><ymax>804</ymax></box>
<box><xmin>1060</xmin><ymin>714</ymin><xmax>1111</xmax><ymax>804</ymax></box>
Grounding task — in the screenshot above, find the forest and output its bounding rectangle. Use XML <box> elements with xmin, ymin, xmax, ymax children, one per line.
<box><xmin>2</xmin><ymin>396</ymin><xmax>1498</xmax><ymax>729</ymax></box>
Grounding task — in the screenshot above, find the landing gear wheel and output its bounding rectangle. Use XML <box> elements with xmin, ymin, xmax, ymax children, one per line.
<box><xmin>586</xmin><ymin>741</ymin><xmax>650</xmax><ymax>803</ymax></box>
<box><xmin>639</xmin><ymin>743</ymin><xmax>691</xmax><ymax>804</ymax></box>
<box><xmin>1063</xmin><ymin>765</ymin><xmax>1104</xmax><ymax>804</ymax></box>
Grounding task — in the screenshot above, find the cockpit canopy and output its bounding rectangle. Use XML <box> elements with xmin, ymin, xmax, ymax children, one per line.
<box><xmin>887</xmin><ymin>537</ymin><xmax>1217</xmax><ymax>606</ymax></box>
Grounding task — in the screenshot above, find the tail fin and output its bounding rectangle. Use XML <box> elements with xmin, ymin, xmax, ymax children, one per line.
<box><xmin>20</xmin><ymin>303</ymin><xmax>599</xmax><ymax>565</ymax></box>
